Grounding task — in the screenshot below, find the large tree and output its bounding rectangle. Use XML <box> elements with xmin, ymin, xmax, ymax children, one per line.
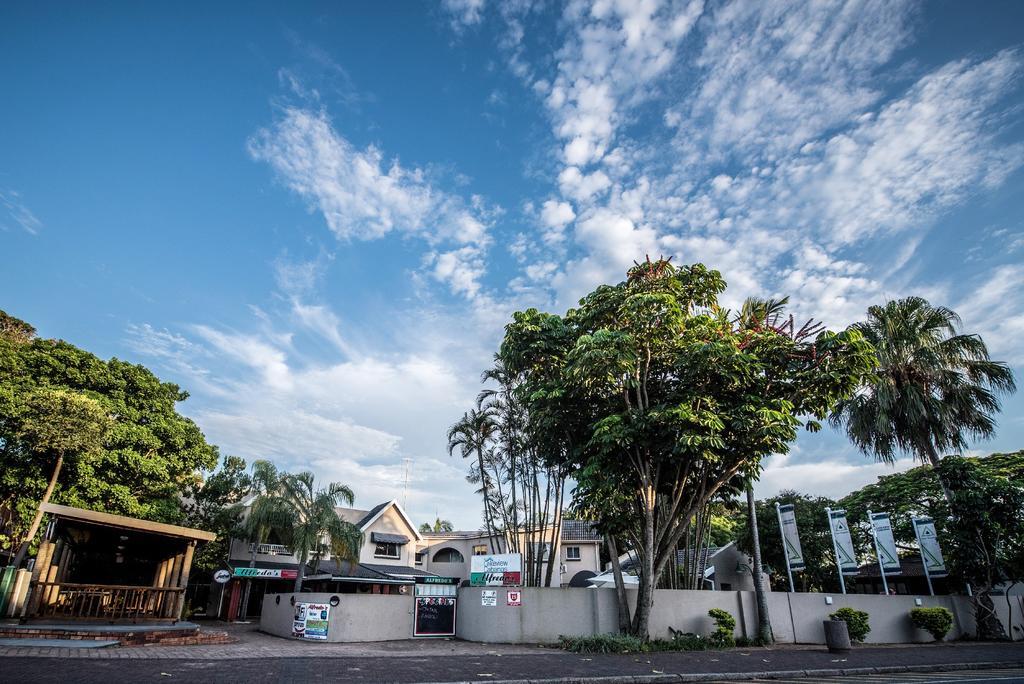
<box><xmin>500</xmin><ymin>259</ymin><xmax>876</xmax><ymax>637</ymax></box>
<box><xmin>0</xmin><ymin>310</ymin><xmax>219</xmax><ymax>559</ymax></box>
<box><xmin>830</xmin><ymin>297</ymin><xmax>1016</xmax><ymax>501</ymax></box>
<box><xmin>182</xmin><ymin>454</ymin><xmax>253</xmax><ymax>574</ymax></box>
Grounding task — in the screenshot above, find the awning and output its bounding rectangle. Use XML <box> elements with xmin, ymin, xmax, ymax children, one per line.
<box><xmin>371</xmin><ymin>532</ymin><xmax>410</xmax><ymax>545</ymax></box>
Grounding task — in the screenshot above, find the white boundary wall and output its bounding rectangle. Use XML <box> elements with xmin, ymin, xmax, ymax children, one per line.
<box><xmin>261</xmin><ymin>588</ymin><xmax>1012</xmax><ymax>645</ymax></box>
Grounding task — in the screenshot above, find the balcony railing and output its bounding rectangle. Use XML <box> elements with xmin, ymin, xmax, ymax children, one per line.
<box><xmin>30</xmin><ymin>582</ymin><xmax>184</xmax><ymax>621</ymax></box>
<box><xmin>248</xmin><ymin>543</ymin><xmax>292</xmax><ymax>556</ymax></box>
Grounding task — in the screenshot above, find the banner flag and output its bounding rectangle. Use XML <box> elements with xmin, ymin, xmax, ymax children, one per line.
<box><xmin>828</xmin><ymin>509</ymin><xmax>859</xmax><ymax>575</ymax></box>
<box><xmin>870</xmin><ymin>512</ymin><xmax>902</xmax><ymax>574</ymax></box>
<box><xmin>912</xmin><ymin>516</ymin><xmax>948</xmax><ymax>578</ymax></box>
<box><xmin>778</xmin><ymin>504</ymin><xmax>806</xmax><ymax>571</ymax></box>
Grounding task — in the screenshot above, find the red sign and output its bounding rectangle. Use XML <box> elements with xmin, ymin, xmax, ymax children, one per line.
<box><xmin>506</xmin><ymin>590</ymin><xmax>521</xmax><ymax>607</ymax></box>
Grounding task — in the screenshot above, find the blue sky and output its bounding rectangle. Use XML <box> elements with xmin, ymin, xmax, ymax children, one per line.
<box><xmin>2</xmin><ymin>1</ymin><xmax>1022</xmax><ymax>529</ymax></box>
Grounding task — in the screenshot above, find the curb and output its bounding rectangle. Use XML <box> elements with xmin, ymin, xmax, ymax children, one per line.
<box><xmin>434</xmin><ymin>659</ymin><xmax>1024</xmax><ymax>684</ymax></box>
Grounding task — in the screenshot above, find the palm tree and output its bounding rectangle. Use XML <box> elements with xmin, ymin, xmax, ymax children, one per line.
<box><xmin>279</xmin><ymin>472</ymin><xmax>362</xmax><ymax>592</ymax></box>
<box><xmin>447</xmin><ymin>408</ymin><xmax>501</xmax><ymax>551</ymax></box>
<box><xmin>244</xmin><ymin>460</ymin><xmax>290</xmax><ymax>568</ymax></box>
<box><xmin>419</xmin><ymin>518</ymin><xmax>454</xmax><ymax>534</ymax></box>
<box><xmin>830</xmin><ymin>297</ymin><xmax>1016</xmax><ymax>501</ymax></box>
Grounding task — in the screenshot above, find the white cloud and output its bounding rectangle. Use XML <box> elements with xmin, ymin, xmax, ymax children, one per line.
<box><xmin>0</xmin><ymin>189</ymin><xmax>42</xmax><ymax>235</ymax></box>
<box><xmin>249</xmin><ymin>106</ymin><xmax>496</xmax><ymax>300</ymax></box>
<box><xmin>443</xmin><ymin>0</ymin><xmax>486</xmax><ymax>30</ymax></box>
<box><xmin>755</xmin><ymin>452</ymin><xmax>918</xmax><ymax>501</ymax></box>
<box><xmin>956</xmin><ymin>264</ymin><xmax>1024</xmax><ymax>366</ymax></box>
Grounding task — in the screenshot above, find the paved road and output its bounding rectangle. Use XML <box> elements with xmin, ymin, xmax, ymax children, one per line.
<box><xmin>738</xmin><ymin>669</ymin><xmax>1024</xmax><ymax>683</ymax></box>
<box><xmin>2</xmin><ymin>643</ymin><xmax>1024</xmax><ymax>683</ymax></box>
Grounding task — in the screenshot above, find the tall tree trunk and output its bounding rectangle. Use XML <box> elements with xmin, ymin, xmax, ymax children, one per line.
<box><xmin>747</xmin><ymin>484</ymin><xmax>774</xmax><ymax>644</ymax></box>
<box><xmin>607</xmin><ymin>535</ymin><xmax>631</xmax><ymax>633</ymax></box>
<box><xmin>631</xmin><ymin>484</ymin><xmax>656</xmax><ymax>638</ymax></box>
<box><xmin>293</xmin><ymin>556</ymin><xmax>306</xmax><ymax>593</ymax></box>
<box><xmin>12</xmin><ymin>451</ymin><xmax>65</xmax><ymax>568</ymax></box>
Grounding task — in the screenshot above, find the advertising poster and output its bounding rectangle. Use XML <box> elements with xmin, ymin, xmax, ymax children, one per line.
<box><xmin>470</xmin><ymin>553</ymin><xmax>523</xmax><ymax>586</ymax></box>
<box><xmin>414</xmin><ymin>596</ymin><xmax>457</xmax><ymax>637</ymax></box>
<box><xmin>777</xmin><ymin>504</ymin><xmax>806</xmax><ymax>571</ymax></box>
<box><xmin>828</xmin><ymin>509</ymin><xmax>860</xmax><ymax>575</ymax></box>
<box><xmin>292</xmin><ymin>602</ymin><xmax>330</xmax><ymax>640</ymax></box>
<box><xmin>912</xmin><ymin>516</ymin><xmax>949</xmax><ymax>578</ymax></box>
<box><xmin>870</xmin><ymin>512</ymin><xmax>902</xmax><ymax>574</ymax></box>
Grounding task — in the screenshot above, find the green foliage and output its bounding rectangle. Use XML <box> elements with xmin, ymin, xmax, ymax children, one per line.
<box><xmin>910</xmin><ymin>607</ymin><xmax>954</xmax><ymax>641</ymax></box>
<box><xmin>501</xmin><ymin>259</ymin><xmax>877</xmax><ymax>636</ymax></box>
<box><xmin>182</xmin><ymin>455</ymin><xmax>252</xmax><ymax>574</ymax></box>
<box><xmin>0</xmin><ymin>311</ymin><xmax>218</xmax><ymax>552</ymax></box>
<box><xmin>559</xmin><ymin>633</ymin><xmax>647</xmax><ymax>653</ymax></box>
<box><xmin>419</xmin><ymin>518</ymin><xmax>454</xmax><ymax>534</ymax></box>
<box><xmin>735</xmin><ymin>490</ymin><xmax>847</xmax><ymax>592</ymax></box>
<box><xmin>831</xmin><ymin>297</ymin><xmax>1015</xmax><ymax>468</ymax></box>
<box><xmin>276</xmin><ymin>471</ymin><xmax>363</xmax><ymax>589</ymax></box>
<box><xmin>830</xmin><ymin>607</ymin><xmax>871</xmax><ymax>642</ymax></box>
<box><xmin>708</xmin><ymin>608</ymin><xmax>736</xmax><ymax>647</ymax></box>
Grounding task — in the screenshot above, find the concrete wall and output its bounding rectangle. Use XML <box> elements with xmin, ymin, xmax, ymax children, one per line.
<box><xmin>456</xmin><ymin>587</ymin><xmax>619</xmax><ymax>643</ymax></box>
<box><xmin>261</xmin><ymin>592</ymin><xmax>413</xmax><ymax>642</ymax></box>
<box><xmin>765</xmin><ymin>592</ymin><xmax>976</xmax><ymax>644</ymax></box>
<box><xmin>259</xmin><ymin>586</ymin><xmax>1005</xmax><ymax>646</ymax></box>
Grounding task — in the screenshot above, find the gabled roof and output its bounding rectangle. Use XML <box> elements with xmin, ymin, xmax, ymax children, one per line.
<box><xmin>355</xmin><ymin>499</ymin><xmax>423</xmax><ymax>541</ymax></box>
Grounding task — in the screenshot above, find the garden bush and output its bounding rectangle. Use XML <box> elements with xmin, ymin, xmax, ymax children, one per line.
<box><xmin>910</xmin><ymin>607</ymin><xmax>954</xmax><ymax>641</ymax></box>
<box><xmin>830</xmin><ymin>607</ymin><xmax>871</xmax><ymax>642</ymax></box>
<box><xmin>558</xmin><ymin>634</ymin><xmax>646</xmax><ymax>653</ymax></box>
<box><xmin>708</xmin><ymin>608</ymin><xmax>736</xmax><ymax>647</ymax></box>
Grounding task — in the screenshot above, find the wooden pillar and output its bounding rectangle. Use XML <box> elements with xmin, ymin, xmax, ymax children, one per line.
<box><xmin>174</xmin><ymin>541</ymin><xmax>196</xmax><ymax>621</ymax></box>
<box><xmin>27</xmin><ymin>540</ymin><xmax>56</xmax><ymax>616</ymax></box>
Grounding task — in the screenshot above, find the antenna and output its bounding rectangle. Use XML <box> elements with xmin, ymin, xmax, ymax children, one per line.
<box><xmin>402</xmin><ymin>457</ymin><xmax>412</xmax><ymax>509</ymax></box>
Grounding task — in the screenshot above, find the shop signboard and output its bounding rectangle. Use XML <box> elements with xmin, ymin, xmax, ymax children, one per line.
<box><xmin>232</xmin><ymin>567</ymin><xmax>298</xmax><ymax>580</ymax></box>
<box><xmin>414</xmin><ymin>597</ymin><xmax>456</xmax><ymax>637</ymax></box>
<box><xmin>470</xmin><ymin>554</ymin><xmax>522</xmax><ymax>586</ymax></box>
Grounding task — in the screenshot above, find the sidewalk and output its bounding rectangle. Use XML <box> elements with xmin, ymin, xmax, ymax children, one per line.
<box><xmin>0</xmin><ymin>624</ymin><xmax>1023</xmax><ymax>682</ymax></box>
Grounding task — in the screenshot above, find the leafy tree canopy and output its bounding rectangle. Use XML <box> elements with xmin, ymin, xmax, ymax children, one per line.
<box><xmin>499</xmin><ymin>258</ymin><xmax>876</xmax><ymax>636</ymax></box>
<box><xmin>1</xmin><ymin>310</ymin><xmax>219</xmax><ymax>553</ymax></box>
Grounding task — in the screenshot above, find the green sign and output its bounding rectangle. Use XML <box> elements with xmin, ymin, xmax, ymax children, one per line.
<box><xmin>415</xmin><ymin>576</ymin><xmax>459</xmax><ymax>585</ymax></box>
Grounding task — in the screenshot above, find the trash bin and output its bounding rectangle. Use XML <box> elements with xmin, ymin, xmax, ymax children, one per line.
<box><xmin>823</xmin><ymin>619</ymin><xmax>851</xmax><ymax>653</ymax></box>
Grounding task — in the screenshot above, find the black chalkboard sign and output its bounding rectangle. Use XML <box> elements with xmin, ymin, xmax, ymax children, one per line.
<box><xmin>413</xmin><ymin>596</ymin><xmax>456</xmax><ymax>637</ymax></box>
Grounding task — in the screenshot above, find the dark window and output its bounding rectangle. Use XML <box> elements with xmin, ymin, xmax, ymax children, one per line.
<box><xmin>472</xmin><ymin>545</ymin><xmax>488</xmax><ymax>556</ymax></box>
<box><xmin>565</xmin><ymin>546</ymin><xmax>581</xmax><ymax>561</ymax></box>
<box><xmin>375</xmin><ymin>542</ymin><xmax>400</xmax><ymax>559</ymax></box>
<box><xmin>433</xmin><ymin>547</ymin><xmax>465</xmax><ymax>563</ymax></box>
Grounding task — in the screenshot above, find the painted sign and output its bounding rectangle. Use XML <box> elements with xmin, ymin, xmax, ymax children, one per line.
<box><xmin>292</xmin><ymin>602</ymin><xmax>330</xmax><ymax>640</ymax></box>
<box><xmin>213</xmin><ymin>569</ymin><xmax>231</xmax><ymax>584</ymax></box>
<box><xmin>912</xmin><ymin>516</ymin><xmax>948</xmax><ymax>578</ymax></box>
<box><xmin>232</xmin><ymin>567</ymin><xmax>298</xmax><ymax>579</ymax></box>
<box><xmin>506</xmin><ymin>590</ymin><xmax>521</xmax><ymax>607</ymax></box>
<box><xmin>470</xmin><ymin>553</ymin><xmax>522</xmax><ymax>586</ymax></box>
<box><xmin>414</xmin><ymin>596</ymin><xmax>456</xmax><ymax>637</ymax></box>
<box><xmin>481</xmin><ymin>590</ymin><xmax>497</xmax><ymax>606</ymax></box>
<box><xmin>870</xmin><ymin>512</ymin><xmax>902</xmax><ymax>574</ymax></box>
<box><xmin>777</xmin><ymin>504</ymin><xmax>806</xmax><ymax>571</ymax></box>
<box><xmin>827</xmin><ymin>509</ymin><xmax>859</xmax><ymax>575</ymax></box>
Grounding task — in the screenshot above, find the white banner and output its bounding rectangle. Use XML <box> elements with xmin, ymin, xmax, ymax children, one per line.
<box><xmin>470</xmin><ymin>554</ymin><xmax>523</xmax><ymax>586</ymax></box>
<box><xmin>777</xmin><ymin>504</ymin><xmax>806</xmax><ymax>571</ymax></box>
<box><xmin>828</xmin><ymin>509</ymin><xmax>859</xmax><ymax>575</ymax></box>
<box><xmin>870</xmin><ymin>512</ymin><xmax>902</xmax><ymax>574</ymax></box>
<box><xmin>912</xmin><ymin>516</ymin><xmax>948</xmax><ymax>578</ymax></box>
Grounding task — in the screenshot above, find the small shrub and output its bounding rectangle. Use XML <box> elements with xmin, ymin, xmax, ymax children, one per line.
<box><xmin>657</xmin><ymin>630</ymin><xmax>715</xmax><ymax>651</ymax></box>
<box><xmin>830</xmin><ymin>607</ymin><xmax>871</xmax><ymax>643</ymax></box>
<box><xmin>910</xmin><ymin>607</ymin><xmax>954</xmax><ymax>641</ymax></box>
<box><xmin>558</xmin><ymin>633</ymin><xmax>646</xmax><ymax>653</ymax></box>
<box><xmin>708</xmin><ymin>608</ymin><xmax>736</xmax><ymax>647</ymax></box>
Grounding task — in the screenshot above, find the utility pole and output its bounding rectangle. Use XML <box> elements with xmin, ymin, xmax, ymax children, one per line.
<box><xmin>402</xmin><ymin>458</ymin><xmax>412</xmax><ymax>509</ymax></box>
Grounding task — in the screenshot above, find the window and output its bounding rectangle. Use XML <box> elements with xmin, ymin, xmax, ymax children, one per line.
<box><xmin>432</xmin><ymin>547</ymin><xmax>465</xmax><ymax>563</ymax></box>
<box><xmin>565</xmin><ymin>546</ymin><xmax>581</xmax><ymax>561</ymax></box>
<box><xmin>415</xmin><ymin>551</ymin><xmax>426</xmax><ymax>565</ymax></box>
<box><xmin>472</xmin><ymin>545</ymin><xmax>488</xmax><ymax>556</ymax></box>
<box><xmin>374</xmin><ymin>542</ymin><xmax>400</xmax><ymax>559</ymax></box>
